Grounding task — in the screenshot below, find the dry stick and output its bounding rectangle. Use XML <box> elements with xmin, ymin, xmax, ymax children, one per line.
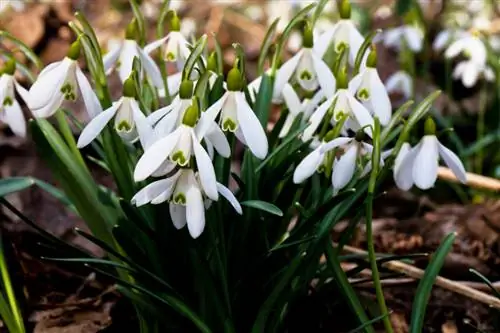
<box><xmin>336</xmin><ymin>243</ymin><xmax>500</xmax><ymax>309</ymax></box>
<box><xmin>438</xmin><ymin>166</ymin><xmax>500</xmax><ymax>191</ymax></box>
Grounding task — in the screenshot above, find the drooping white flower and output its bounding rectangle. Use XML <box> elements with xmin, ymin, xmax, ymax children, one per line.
<box><xmin>103</xmin><ymin>23</ymin><xmax>163</xmax><ymax>88</ymax></box>
<box><xmin>452</xmin><ymin>59</ymin><xmax>495</xmax><ymax>88</ymax></box>
<box><xmin>303</xmin><ymin>72</ymin><xmax>374</xmax><ymax>142</ymax></box>
<box><xmin>394</xmin><ymin>119</ymin><xmax>467</xmax><ymax>190</ymax></box>
<box><xmin>315</xmin><ymin>1</ymin><xmax>363</xmax><ymax>66</ymax></box>
<box><xmin>444</xmin><ymin>31</ymin><xmax>486</xmax><ymax>65</ymax></box>
<box><xmin>385</xmin><ymin>70</ymin><xmax>413</xmax><ymax>99</ymax></box>
<box><xmin>131</xmin><ymin>168</ymin><xmax>242</xmax><ymax>238</ymax></box>
<box><xmin>134</xmin><ymin>103</ymin><xmax>218</xmax><ymax>206</ymax></box>
<box><xmin>432</xmin><ymin>29</ymin><xmax>467</xmax><ymax>52</ymax></box>
<box><xmin>77</xmin><ymin>78</ymin><xmax>152</xmax><ymax>148</ymax></box>
<box><xmin>274</xmin><ymin>25</ymin><xmax>336</xmax><ymax>99</ymax></box>
<box><xmin>348</xmin><ymin>50</ymin><xmax>391</xmax><ymax>125</ymax></box>
<box><xmin>0</xmin><ymin>61</ymin><xmax>30</xmax><ymax>137</ymax></box>
<box><xmin>28</xmin><ymin>41</ymin><xmax>102</xmax><ymax>119</ymax></box>
<box><xmin>382</xmin><ymin>25</ymin><xmax>424</xmax><ymax>53</ymax></box>
<box><xmin>199</xmin><ymin>68</ymin><xmax>268</xmax><ymax>159</ymax></box>
<box><xmin>144</xmin><ymin>13</ymin><xmax>191</xmax><ymax>70</ymax></box>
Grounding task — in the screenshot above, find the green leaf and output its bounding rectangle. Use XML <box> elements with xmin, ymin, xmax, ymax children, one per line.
<box><xmin>410</xmin><ymin>232</ymin><xmax>456</xmax><ymax>333</ymax></box>
<box><xmin>241</xmin><ymin>200</ymin><xmax>283</xmax><ymax>217</ymax></box>
<box><xmin>346</xmin><ymin>311</ymin><xmax>392</xmax><ymax>333</ymax></box>
<box><xmin>0</xmin><ymin>30</ymin><xmax>42</xmax><ymax>68</ymax></box>
<box><xmin>0</xmin><ymin>178</ymin><xmax>34</xmax><ymax>197</ymax></box>
<box><xmin>129</xmin><ymin>0</ymin><xmax>146</xmax><ymax>46</ymax></box>
<box><xmin>353</xmin><ymin>29</ymin><xmax>381</xmax><ymax>76</ymax></box>
<box><xmin>469</xmin><ymin>269</ymin><xmax>500</xmax><ymax>299</ymax></box>
<box><xmin>212</xmin><ymin>33</ymin><xmax>224</xmax><ymax>75</ymax></box>
<box><xmin>257</xmin><ymin>18</ymin><xmax>279</xmax><ymax>75</ymax></box>
<box><xmin>254</xmin><ymin>74</ymin><xmax>274</xmax><ymax>128</ymax></box>
<box><xmin>183</xmin><ymin>35</ymin><xmax>207</xmax><ymax>81</ymax></box>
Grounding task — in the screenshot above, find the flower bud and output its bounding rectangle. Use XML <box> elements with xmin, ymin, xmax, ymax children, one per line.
<box><xmin>302</xmin><ymin>22</ymin><xmax>314</xmax><ymax>48</ymax></box>
<box><xmin>169</xmin><ymin>11</ymin><xmax>181</xmax><ymax>32</ymax></box>
<box><xmin>179</xmin><ymin>80</ymin><xmax>194</xmax><ymax>99</ymax></box>
<box><xmin>125</xmin><ymin>19</ymin><xmax>139</xmax><ymax>40</ymax></box>
<box><xmin>323</xmin><ymin>129</ymin><xmax>337</xmax><ymax>142</ymax></box>
<box><xmin>227</xmin><ymin>67</ymin><xmax>242</xmax><ymax>91</ymax></box>
<box><xmin>336</xmin><ymin>68</ymin><xmax>348</xmax><ymax>89</ymax></box>
<box><xmin>2</xmin><ymin>58</ymin><xmax>16</xmax><ymax>76</ymax></box>
<box><xmin>123</xmin><ymin>76</ymin><xmax>136</xmax><ymax>98</ymax></box>
<box><xmin>366</xmin><ymin>46</ymin><xmax>377</xmax><ymax>68</ymax></box>
<box><xmin>338</xmin><ymin>0</ymin><xmax>351</xmax><ymax>19</ymax></box>
<box><xmin>424</xmin><ymin>117</ymin><xmax>436</xmax><ymax>136</ymax></box>
<box><xmin>182</xmin><ymin>97</ymin><xmax>199</xmax><ymax>127</ymax></box>
<box><xmin>67</xmin><ymin>39</ymin><xmax>81</xmax><ymax>60</ymax></box>
<box><xmin>207</xmin><ymin>52</ymin><xmax>218</xmax><ymax>73</ymax></box>
<box><xmin>355</xmin><ymin>129</ymin><xmax>366</xmax><ymax>142</ymax></box>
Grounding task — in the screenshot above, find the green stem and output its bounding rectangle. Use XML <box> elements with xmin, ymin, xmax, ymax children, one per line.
<box><xmin>476</xmin><ymin>83</ymin><xmax>487</xmax><ymax>174</ymax></box>
<box><xmin>55</xmin><ymin>110</ymin><xmax>87</xmax><ymax>171</ymax></box>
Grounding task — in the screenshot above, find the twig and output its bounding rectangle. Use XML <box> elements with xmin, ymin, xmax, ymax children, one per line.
<box><xmin>336</xmin><ymin>243</ymin><xmax>500</xmax><ymax>309</ymax></box>
<box><xmin>438</xmin><ymin>166</ymin><xmax>500</xmax><ymax>191</ymax></box>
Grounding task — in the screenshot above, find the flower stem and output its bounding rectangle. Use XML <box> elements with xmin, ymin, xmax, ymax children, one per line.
<box><xmin>476</xmin><ymin>83</ymin><xmax>487</xmax><ymax>174</ymax></box>
<box><xmin>55</xmin><ymin>110</ymin><xmax>87</xmax><ymax>171</ymax></box>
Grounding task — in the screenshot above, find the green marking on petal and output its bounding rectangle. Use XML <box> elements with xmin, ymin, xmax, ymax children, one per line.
<box><xmin>116</xmin><ymin>120</ymin><xmax>132</xmax><ymax>132</ymax></box>
<box><xmin>166</xmin><ymin>52</ymin><xmax>176</xmax><ymax>62</ymax></box>
<box><xmin>357</xmin><ymin>88</ymin><xmax>370</xmax><ymax>101</ymax></box>
<box><xmin>317</xmin><ymin>164</ymin><xmax>326</xmax><ymax>174</ymax></box>
<box><xmin>334</xmin><ymin>110</ymin><xmax>346</xmax><ymax>122</ymax></box>
<box><xmin>173</xmin><ymin>193</ymin><xmax>186</xmax><ymax>205</ymax></box>
<box><xmin>299</xmin><ymin>70</ymin><xmax>312</xmax><ymax>81</ymax></box>
<box><xmin>335</xmin><ymin>41</ymin><xmax>348</xmax><ymax>54</ymax></box>
<box><xmin>3</xmin><ymin>96</ymin><xmax>13</xmax><ymax>106</ymax></box>
<box><xmin>171</xmin><ymin>151</ymin><xmax>188</xmax><ymax>166</ymax></box>
<box><xmin>222</xmin><ymin>118</ymin><xmax>238</xmax><ymax>132</ymax></box>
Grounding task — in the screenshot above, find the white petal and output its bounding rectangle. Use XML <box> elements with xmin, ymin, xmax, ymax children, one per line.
<box><xmin>278</xmin><ymin>113</ymin><xmax>297</xmax><ymax>138</ymax></box>
<box><xmin>394</xmin><ymin>142</ymin><xmax>411</xmax><ymax>174</ymax></box>
<box><xmin>29</xmin><ymin>59</ymin><xmax>70</xmax><ymax>111</ymax></box>
<box><xmin>131</xmin><ymin>177</ymin><xmax>177</xmax><ymax>206</ymax></box>
<box><xmin>186</xmin><ymin>187</ymin><xmax>205</xmax><ymax>238</ymax></box>
<box><xmin>76</xmin><ymin>67</ymin><xmax>102</xmax><ymax>118</ymax></box>
<box><xmin>293</xmin><ymin>147</ymin><xmax>323</xmax><ymax>183</ymax></box>
<box><xmin>170</xmin><ymin>203</ymin><xmax>187</xmax><ymax>229</ymax></box>
<box><xmin>131</xmin><ymin>100</ymin><xmax>155</xmax><ymax>149</ymax></box>
<box><xmin>413</xmin><ymin>136</ymin><xmax>439</xmax><ymax>189</ymax></box>
<box><xmin>445</xmin><ymin>39</ymin><xmax>465</xmax><ymax>59</ymax></box>
<box><xmin>394</xmin><ymin>143</ymin><xmax>419</xmax><ymax>190</ymax></box>
<box><xmin>314</xmin><ymin>27</ymin><xmax>336</xmax><ymax>56</ymax></box>
<box><xmin>205</xmin><ymin>123</ymin><xmax>230</xmax><ymax>158</ymax></box>
<box><xmin>282</xmin><ymin>83</ymin><xmax>302</xmax><ymax>116</ymax></box>
<box><xmin>118</xmin><ymin>41</ymin><xmax>137</xmax><ymax>83</ymax></box>
<box><xmin>134</xmin><ymin>128</ymin><xmax>181</xmax><ymax>181</ymax></box>
<box><xmin>138</xmin><ymin>48</ymin><xmax>164</xmax><ymax>88</ymax></box>
<box><xmin>14</xmin><ymin>81</ymin><xmax>30</xmax><ymax>105</ymax></box>
<box><xmin>383</xmin><ymin>28</ymin><xmax>403</xmax><ymax>48</ymax></box>
<box><xmin>404</xmin><ymin>27</ymin><xmax>423</xmax><ymax>52</ymax></box>
<box><xmin>319</xmin><ymin>137</ymin><xmax>353</xmax><ymax>153</ymax></box>
<box><xmin>37</xmin><ymin>60</ymin><xmax>63</xmax><ymax>79</ymax></box>
<box><xmin>216</xmin><ymin>182</ymin><xmax>242</xmax><ymax>214</ymax></box>
<box><xmin>332</xmin><ymin>143</ymin><xmax>358</xmax><ymax>191</ymax></box>
<box><xmin>311</xmin><ymin>52</ymin><xmax>336</xmax><ymax>97</ymax></box>
<box><xmin>4</xmin><ymin>101</ymin><xmax>26</xmax><ymax>137</ymax></box>
<box><xmin>347</xmin><ymin>73</ymin><xmax>363</xmax><ymax>95</ymax></box>
<box><xmin>196</xmin><ymin>93</ymin><xmax>228</xmax><ymax>139</ymax></box>
<box><xmin>144</xmin><ymin>36</ymin><xmax>169</xmax><ymax>54</ymax></box>
<box><xmin>347</xmin><ymin>94</ymin><xmax>374</xmax><ymax>137</ymax></box>
<box><xmin>235</xmin><ymin>92</ymin><xmax>268</xmax><ymax>159</ymax></box>
<box><xmin>103</xmin><ymin>43</ymin><xmax>122</xmax><ymax>73</ymax></box>
<box><xmin>151</xmin><ymin>160</ymin><xmax>176</xmax><ymax>177</ymax></box>
<box><xmin>30</xmin><ymin>91</ymin><xmax>64</xmax><ymax>118</ymax></box>
<box><xmin>303</xmin><ymin>90</ymin><xmax>325</xmax><ymax>119</ymax></box>
<box><xmin>166</xmin><ymin>71</ymin><xmax>182</xmax><ymax>96</ymax></box>
<box><xmin>302</xmin><ymin>95</ymin><xmax>334</xmax><ymax>142</ymax></box>
<box><xmin>462</xmin><ymin>62</ymin><xmax>479</xmax><ymax>87</ymax></box>
<box><xmin>369</xmin><ymin>71</ymin><xmax>392</xmax><ymax>125</ymax></box>
<box><xmin>148</xmin><ymin>98</ymin><xmax>177</xmax><ymax>126</ymax></box>
<box><xmin>192</xmin><ymin>131</ymin><xmax>218</xmax><ymax>200</ymax></box>
<box><xmin>433</xmin><ymin>30</ymin><xmax>451</xmax><ymax>51</ymax></box>
<box><xmin>274</xmin><ymin>50</ymin><xmax>303</xmax><ymax>98</ymax></box>
<box><xmin>437</xmin><ymin>140</ymin><xmax>467</xmax><ymax>183</ymax></box>
<box><xmin>77</xmin><ymin>100</ymin><xmax>121</xmax><ymax>148</ymax></box>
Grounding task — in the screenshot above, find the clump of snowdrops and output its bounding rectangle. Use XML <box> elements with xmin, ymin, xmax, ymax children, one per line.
<box><xmin>0</xmin><ymin>0</ymin><xmax>470</xmax><ymax>332</ymax></box>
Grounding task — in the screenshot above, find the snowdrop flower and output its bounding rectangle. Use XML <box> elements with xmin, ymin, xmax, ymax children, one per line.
<box><xmin>315</xmin><ymin>0</ymin><xmax>363</xmax><ymax>66</ymax></box>
<box><xmin>144</xmin><ymin>11</ymin><xmax>191</xmax><ymax>70</ymax></box>
<box><xmin>132</xmin><ymin>168</ymin><xmax>241</xmax><ymax>238</ymax></box>
<box><xmin>348</xmin><ymin>49</ymin><xmax>391</xmax><ymax>125</ymax></box>
<box><xmin>28</xmin><ymin>40</ymin><xmax>102</xmax><ymax>119</ymax></box>
<box><xmin>383</xmin><ymin>25</ymin><xmax>424</xmax><ymax>53</ymax></box>
<box><xmin>432</xmin><ymin>29</ymin><xmax>467</xmax><ymax>52</ymax></box>
<box><xmin>103</xmin><ymin>21</ymin><xmax>163</xmax><ymax>88</ymax></box>
<box><xmin>0</xmin><ymin>60</ymin><xmax>30</xmax><ymax>137</ymax></box>
<box><xmin>385</xmin><ymin>70</ymin><xmax>413</xmax><ymax>99</ymax></box>
<box><xmin>274</xmin><ymin>23</ymin><xmax>336</xmax><ymax>99</ymax></box>
<box><xmin>445</xmin><ymin>30</ymin><xmax>486</xmax><ymax>65</ymax></box>
<box><xmin>303</xmin><ymin>70</ymin><xmax>374</xmax><ymax>142</ymax></box>
<box><xmin>77</xmin><ymin>77</ymin><xmax>152</xmax><ymax>148</ymax></box>
<box><xmin>452</xmin><ymin>59</ymin><xmax>494</xmax><ymax>88</ymax></box>
<box><xmin>134</xmin><ymin>102</ymin><xmax>218</xmax><ymax>205</ymax></box>
<box><xmin>200</xmin><ymin>67</ymin><xmax>268</xmax><ymax>159</ymax></box>
<box><xmin>395</xmin><ymin>118</ymin><xmax>467</xmax><ymax>190</ymax></box>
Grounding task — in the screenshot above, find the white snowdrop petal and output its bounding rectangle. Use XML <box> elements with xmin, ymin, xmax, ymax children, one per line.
<box><xmin>30</xmin><ymin>91</ymin><xmax>65</xmax><ymax>118</ymax></box>
<box><xmin>235</xmin><ymin>92</ymin><xmax>268</xmax><ymax>159</ymax></box>
<box><xmin>144</xmin><ymin>36</ymin><xmax>169</xmax><ymax>54</ymax></box>
<box><xmin>76</xmin><ymin>67</ymin><xmax>102</xmax><ymax>119</ymax></box>
<box><xmin>131</xmin><ymin>177</ymin><xmax>176</xmax><ymax>206</ymax></box>
<box><xmin>404</xmin><ymin>27</ymin><xmax>423</xmax><ymax>52</ymax></box>
<box><xmin>332</xmin><ymin>143</ymin><xmax>358</xmax><ymax>191</ymax></box>
<box><xmin>282</xmin><ymin>84</ymin><xmax>302</xmax><ymax>116</ymax></box>
<box><xmin>206</xmin><ymin>123</ymin><xmax>231</xmax><ymax>158</ymax></box>
<box><xmin>216</xmin><ymin>182</ymin><xmax>242</xmax><ymax>214</ymax></box>
<box><xmin>131</xmin><ymin>100</ymin><xmax>155</xmax><ymax>149</ymax></box>
<box><xmin>433</xmin><ymin>30</ymin><xmax>451</xmax><ymax>51</ymax></box>
<box><xmin>347</xmin><ymin>73</ymin><xmax>363</xmax><ymax>96</ymax></box>
<box><xmin>293</xmin><ymin>147</ymin><xmax>323</xmax><ymax>184</ymax></box>
<box><xmin>370</xmin><ymin>71</ymin><xmax>392</xmax><ymax>125</ymax></box>
<box><xmin>445</xmin><ymin>39</ymin><xmax>465</xmax><ymax>59</ymax></box>
<box><xmin>274</xmin><ymin>50</ymin><xmax>303</xmax><ymax>97</ymax></box>
<box><xmin>103</xmin><ymin>44</ymin><xmax>122</xmax><ymax>73</ymax></box>
<box><xmin>196</xmin><ymin>93</ymin><xmax>228</xmax><ymax>139</ymax></box>
<box><xmin>319</xmin><ymin>137</ymin><xmax>353</xmax><ymax>154</ymax></box>
<box><xmin>278</xmin><ymin>113</ymin><xmax>297</xmax><ymax>138</ymax></box>
<box><xmin>37</xmin><ymin>60</ymin><xmax>63</xmax><ymax>80</ymax></box>
<box><xmin>462</xmin><ymin>62</ymin><xmax>479</xmax><ymax>88</ymax></box>
<box><xmin>4</xmin><ymin>101</ymin><xmax>26</xmax><ymax>137</ymax></box>
<box><xmin>134</xmin><ymin>128</ymin><xmax>181</xmax><ymax>181</ymax></box>
<box><xmin>166</xmin><ymin>71</ymin><xmax>182</xmax><ymax>96</ymax></box>
<box><xmin>29</xmin><ymin>60</ymin><xmax>69</xmax><ymax>110</ymax></box>
<box><xmin>383</xmin><ymin>28</ymin><xmax>403</xmax><ymax>48</ymax></box>
<box><xmin>413</xmin><ymin>136</ymin><xmax>439</xmax><ymax>189</ymax></box>
<box><xmin>311</xmin><ymin>52</ymin><xmax>336</xmax><ymax>97</ymax></box>
<box><xmin>170</xmin><ymin>203</ymin><xmax>187</xmax><ymax>229</ymax></box>
<box><xmin>302</xmin><ymin>95</ymin><xmax>334</xmax><ymax>142</ymax></box>
<box><xmin>14</xmin><ymin>81</ymin><xmax>30</xmax><ymax>105</ymax></box>
<box><xmin>314</xmin><ymin>27</ymin><xmax>336</xmax><ymax>56</ymax></box>
<box><xmin>118</xmin><ymin>41</ymin><xmax>137</xmax><ymax>83</ymax></box>
<box><xmin>437</xmin><ymin>140</ymin><xmax>467</xmax><ymax>183</ymax></box>
<box><xmin>394</xmin><ymin>142</ymin><xmax>420</xmax><ymax>190</ymax></box>
<box><xmin>151</xmin><ymin>160</ymin><xmax>176</xmax><ymax>178</ymax></box>
<box><xmin>186</xmin><ymin>187</ymin><xmax>205</xmax><ymax>238</ymax></box>
<box><xmin>394</xmin><ymin>142</ymin><xmax>411</xmax><ymax>174</ymax></box>
<box><xmin>149</xmin><ymin>99</ymin><xmax>177</xmax><ymax>126</ymax></box>
<box><xmin>192</xmin><ymin>132</ymin><xmax>218</xmax><ymax>201</ymax></box>
<box><xmin>348</xmin><ymin>95</ymin><xmax>374</xmax><ymax>137</ymax></box>
<box><xmin>138</xmin><ymin>48</ymin><xmax>164</xmax><ymax>88</ymax></box>
<box><xmin>77</xmin><ymin>100</ymin><xmax>121</xmax><ymax>148</ymax></box>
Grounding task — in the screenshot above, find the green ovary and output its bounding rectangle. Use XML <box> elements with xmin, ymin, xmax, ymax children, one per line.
<box><xmin>173</xmin><ymin>193</ymin><xmax>186</xmax><ymax>205</ymax></box>
<box><xmin>171</xmin><ymin>150</ymin><xmax>188</xmax><ymax>166</ymax></box>
<box><xmin>357</xmin><ymin>88</ymin><xmax>370</xmax><ymax>101</ymax></box>
<box><xmin>222</xmin><ymin>118</ymin><xmax>238</xmax><ymax>132</ymax></box>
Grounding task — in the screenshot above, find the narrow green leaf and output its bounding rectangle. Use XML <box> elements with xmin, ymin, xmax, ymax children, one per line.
<box><xmin>129</xmin><ymin>0</ymin><xmax>146</xmax><ymax>45</ymax></box>
<box><xmin>409</xmin><ymin>232</ymin><xmax>456</xmax><ymax>333</ymax></box>
<box><xmin>347</xmin><ymin>312</ymin><xmax>393</xmax><ymax>333</ymax></box>
<box><xmin>182</xmin><ymin>35</ymin><xmax>207</xmax><ymax>81</ymax></box>
<box><xmin>469</xmin><ymin>269</ymin><xmax>500</xmax><ymax>299</ymax></box>
<box><xmin>257</xmin><ymin>18</ymin><xmax>279</xmax><ymax>75</ymax></box>
<box><xmin>254</xmin><ymin>74</ymin><xmax>274</xmax><ymax>127</ymax></box>
<box><xmin>212</xmin><ymin>33</ymin><xmax>224</xmax><ymax>75</ymax></box>
<box><xmin>241</xmin><ymin>200</ymin><xmax>283</xmax><ymax>216</ymax></box>
<box><xmin>0</xmin><ymin>178</ymin><xmax>34</xmax><ymax>197</ymax></box>
<box><xmin>353</xmin><ymin>29</ymin><xmax>381</xmax><ymax>76</ymax></box>
<box><xmin>0</xmin><ymin>30</ymin><xmax>42</xmax><ymax>68</ymax></box>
